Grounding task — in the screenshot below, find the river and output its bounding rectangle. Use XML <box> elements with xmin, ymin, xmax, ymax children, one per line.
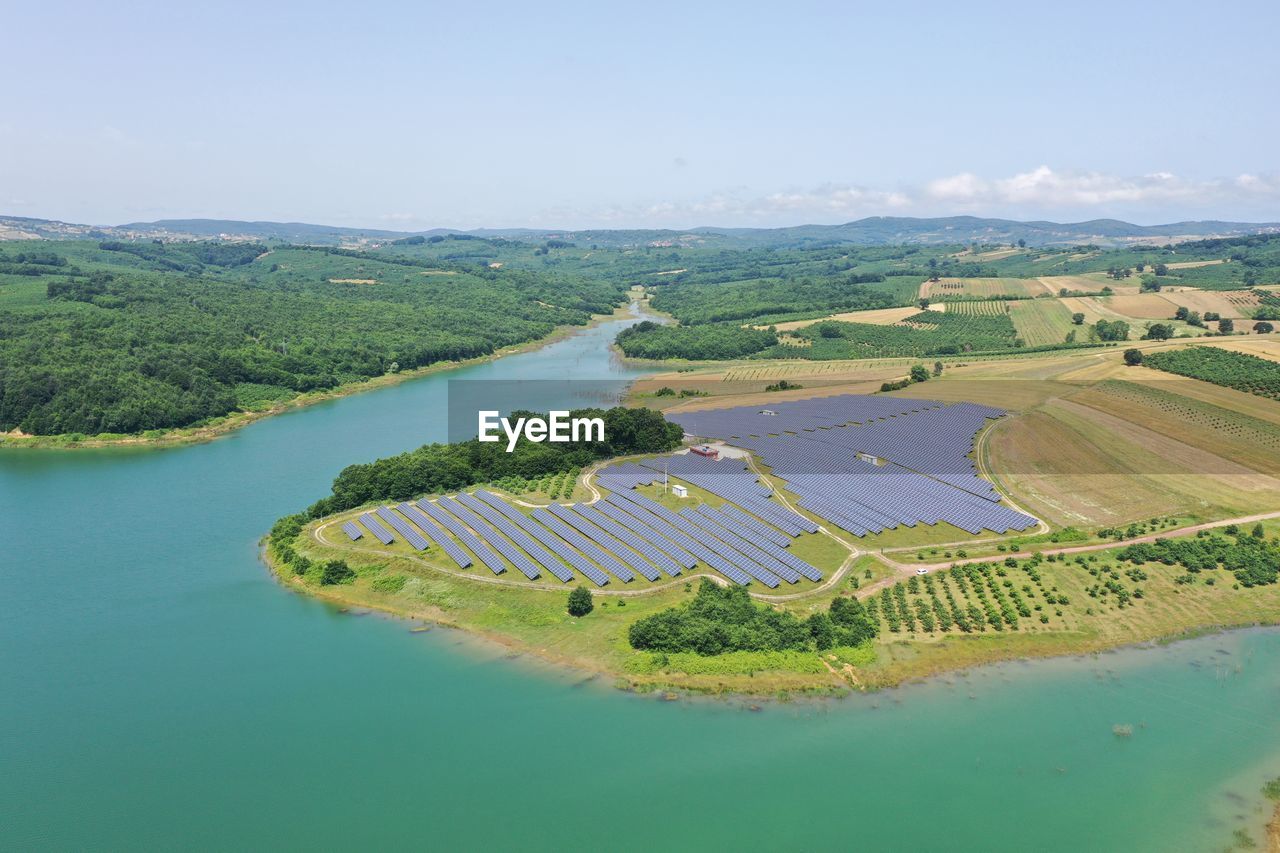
<box><xmin>2</xmin><ymin>308</ymin><xmax>1278</xmax><ymax>851</ymax></box>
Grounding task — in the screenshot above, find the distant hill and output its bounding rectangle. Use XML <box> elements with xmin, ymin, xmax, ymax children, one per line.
<box><xmin>4</xmin><ymin>213</ymin><xmax>1278</xmax><ymax>249</ymax></box>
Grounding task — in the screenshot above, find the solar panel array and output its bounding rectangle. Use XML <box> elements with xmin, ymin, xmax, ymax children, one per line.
<box><xmin>396</xmin><ymin>503</ymin><xmax>473</xmax><ymax>569</ymax></box>
<box><xmin>438</xmin><ymin>495</ymin><xmax>542</xmax><ymax>580</ymax></box>
<box><xmin>358</xmin><ymin>512</ymin><xmax>394</xmax><ymax>545</ymax></box>
<box><xmin>375</xmin><ymin>506</ymin><xmax>430</xmax><ymax>550</ymax></box>
<box><xmin>341</xmin><ymin>521</ymin><xmax>363</xmax><ymax>541</ymax></box>
<box><xmin>416</xmin><ymin>498</ymin><xmax>508</xmax><ymax>575</ymax></box>
<box><xmin>597</xmin><ymin>451</ymin><xmax>816</xmax><ymax>536</ymax></box>
<box><xmin>665</xmin><ymin>394</ymin><xmax>1037</xmax><ymax>536</ymax></box>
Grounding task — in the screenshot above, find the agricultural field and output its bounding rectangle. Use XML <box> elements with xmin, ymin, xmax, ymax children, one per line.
<box><xmin>767</xmin><ymin>305</ymin><xmax>939</xmax><ymax>332</ymax></box>
<box><xmin>1008</xmin><ymin>299</ymin><xmax>1077</xmax><ymax>346</ymax></box>
<box><xmin>943</xmin><ymin>300</ymin><xmax>1008</xmax><ymax>317</ymax></box>
<box><xmin>922</xmin><ymin>277</ymin><xmax>1039</xmax><ymax>299</ymax></box>
<box><xmin>1161</xmin><ymin>288</ymin><xmax>1259</xmax><ymax>319</ymax></box>
<box><xmin>1037</xmin><ymin>273</ymin><xmax>1137</xmax><ymax>294</ymax></box>
<box><xmin>770</xmin><ymin>309</ymin><xmax>1021</xmax><ymax>359</ymax></box>
<box><xmin>1143</xmin><ymin>346</ymin><xmax>1280</xmax><ymax>401</ymax></box>
<box><xmin>1101</xmin><ymin>292</ymin><xmax>1181</xmax><ymax>319</ymax></box>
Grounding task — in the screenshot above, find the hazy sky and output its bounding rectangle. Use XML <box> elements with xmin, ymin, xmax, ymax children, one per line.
<box><xmin>5</xmin><ymin>0</ymin><xmax>1278</xmax><ymax>229</ymax></box>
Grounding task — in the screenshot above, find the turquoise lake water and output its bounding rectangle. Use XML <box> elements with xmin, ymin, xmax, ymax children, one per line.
<box><xmin>2</xmin><ymin>310</ymin><xmax>1278</xmax><ymax>850</ymax></box>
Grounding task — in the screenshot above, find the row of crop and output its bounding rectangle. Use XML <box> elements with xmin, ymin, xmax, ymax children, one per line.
<box><xmin>1143</xmin><ymin>347</ymin><xmax>1280</xmax><ymax>401</ymax></box>
<box><xmin>873</xmin><ymin>556</ymin><xmax>1071</xmax><ymax>635</ymax></box>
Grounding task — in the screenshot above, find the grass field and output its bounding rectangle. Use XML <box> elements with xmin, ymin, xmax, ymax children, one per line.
<box><xmin>1009</xmin><ymin>299</ymin><xmax>1077</xmax><ymax>346</ymax></box>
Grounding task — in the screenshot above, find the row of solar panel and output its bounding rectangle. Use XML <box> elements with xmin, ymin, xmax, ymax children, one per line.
<box><xmin>343</xmin><ymin>486</ymin><xmax>824</xmax><ymax>590</ymax></box>
<box><xmin>664</xmin><ymin>393</ymin><xmax>1037</xmax><ymax>536</ymax></box>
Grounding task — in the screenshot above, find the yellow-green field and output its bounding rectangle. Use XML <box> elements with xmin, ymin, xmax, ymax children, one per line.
<box><xmin>923</xmin><ymin>277</ymin><xmax>1041</xmax><ymax>299</ymax></box>
<box><xmin>1008</xmin><ymin>298</ymin><xmax>1077</xmax><ymax>346</ymax></box>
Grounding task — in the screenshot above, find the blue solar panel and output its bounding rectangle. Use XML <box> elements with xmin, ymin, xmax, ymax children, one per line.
<box><xmin>546</xmin><ymin>504</ymin><xmax>657</xmax><ymax>581</ymax></box>
<box><xmin>534</xmin><ymin>507</ymin><xmax>634</xmax><ymax>583</ymax></box>
<box><xmin>473</xmin><ymin>491</ymin><xmax>610</xmax><ymax>586</ymax></box>
<box><xmin>676</xmin><ymin>509</ymin><xmax>783</xmax><ymax>587</ymax></box>
<box><xmin>663</xmin><ymin>394</ymin><xmax>1037</xmax><ymax>537</ymax></box>
<box><xmin>438</xmin><ymin>495</ymin><xmax>542</xmax><ymax>580</ymax></box>
<box><xmin>396</xmin><ymin>502</ymin><xmax>473</xmax><ymax>569</ymax></box>
<box><xmin>603</xmin><ymin>489</ymin><xmax>753</xmax><ymax>585</ymax></box>
<box><xmin>594</xmin><ymin>500</ymin><xmax>698</xmax><ymax>569</ymax></box>
<box><xmin>454</xmin><ymin>493</ymin><xmax>574</xmax><ymax>582</ymax></box>
<box><xmin>604</xmin><ymin>489</ymin><xmax>764</xmax><ymax>586</ymax></box>
<box><xmin>718</xmin><ymin>504</ymin><xmax>792</xmax><ymax>547</ymax></box>
<box><xmin>341</xmin><ymin>521</ymin><xmax>363</xmax><ymax>541</ymax></box>
<box><xmin>415</xmin><ymin>499</ymin><xmax>508</xmax><ymax>575</ymax></box>
<box><xmin>359</xmin><ymin>513</ymin><xmax>394</xmax><ymax>545</ymax></box>
<box><xmin>375</xmin><ymin>506</ymin><xmax>430</xmax><ymax>550</ymax></box>
<box><xmin>572</xmin><ymin>503</ymin><xmax>682</xmax><ymax>578</ymax></box>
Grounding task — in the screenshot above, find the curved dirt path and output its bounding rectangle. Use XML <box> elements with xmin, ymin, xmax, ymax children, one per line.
<box><xmin>876</xmin><ymin>510</ymin><xmax>1280</xmax><ymax>574</ymax></box>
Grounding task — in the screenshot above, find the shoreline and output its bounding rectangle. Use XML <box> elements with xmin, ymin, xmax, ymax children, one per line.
<box><xmin>263</xmin><ymin>531</ymin><xmax>1280</xmax><ymax>698</ymax></box>
<box><xmin>0</xmin><ymin>303</ymin><xmax>642</xmax><ymax>452</ymax></box>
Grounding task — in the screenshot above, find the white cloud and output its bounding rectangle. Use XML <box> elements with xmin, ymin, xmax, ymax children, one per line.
<box><xmin>537</xmin><ymin>166</ymin><xmax>1280</xmax><ymax>229</ymax></box>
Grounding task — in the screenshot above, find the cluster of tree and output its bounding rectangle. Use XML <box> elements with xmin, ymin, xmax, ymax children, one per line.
<box><xmin>880</xmin><ymin>363</ymin><xmax>932</xmax><ymax>392</ymax></box>
<box><xmin>626</xmin><ymin>579</ymin><xmax>878</xmax><ymax>655</ymax></box>
<box><xmin>1115</xmin><ymin>526</ymin><xmax>1276</xmax><ymax>587</ymax></box>
<box><xmin>267</xmin><ymin>514</ymin><xmax>354</xmax><ymax>584</ymax></box>
<box><xmin>0</xmin><ymin>244</ymin><xmax>627</xmax><ymax>435</ymax></box>
<box><xmin>615</xmin><ymin>321</ymin><xmax>778</xmax><ymax>360</ymax></box>
<box><xmin>1093</xmin><ymin>320</ymin><xmax>1130</xmax><ymax>341</ymax></box>
<box><xmin>1143</xmin><ymin>347</ymin><xmax>1280</xmax><ymax>401</ymax></box>
<box><xmin>309</xmin><ymin>407</ymin><xmax>682</xmax><ymax>517</ymax></box>
<box><xmin>99</xmin><ymin>240</ymin><xmax>267</xmax><ymax>271</ymax></box>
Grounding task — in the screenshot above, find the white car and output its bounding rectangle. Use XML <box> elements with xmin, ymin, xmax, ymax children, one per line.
<box><xmin>916</xmin><ymin>568</ymin><xmax>929</xmax><ymax>575</ymax></box>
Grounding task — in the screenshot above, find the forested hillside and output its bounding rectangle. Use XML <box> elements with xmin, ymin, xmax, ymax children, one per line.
<box><xmin>0</xmin><ymin>242</ymin><xmax>627</xmax><ymax>436</ymax></box>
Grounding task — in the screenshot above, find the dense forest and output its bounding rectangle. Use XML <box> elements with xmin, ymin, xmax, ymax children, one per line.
<box><xmin>615</xmin><ymin>321</ymin><xmax>779</xmax><ymax>360</ymax></box>
<box><xmin>0</xmin><ymin>242</ymin><xmax>627</xmax><ymax>435</ymax></box>
<box><xmin>307</xmin><ymin>406</ymin><xmax>683</xmax><ymax>517</ymax></box>
<box><xmin>627</xmin><ymin>579</ymin><xmax>878</xmax><ymax>655</ymax></box>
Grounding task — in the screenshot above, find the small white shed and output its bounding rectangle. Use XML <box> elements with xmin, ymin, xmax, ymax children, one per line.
<box><xmin>671</xmin><ymin>484</ymin><xmax>689</xmax><ymax>498</ymax></box>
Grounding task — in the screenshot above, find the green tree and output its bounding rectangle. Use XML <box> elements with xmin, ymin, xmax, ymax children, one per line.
<box><xmin>932</xmin><ymin>361</ymin><xmax>944</xmax><ymax>376</ymax></box>
<box><xmin>1255</xmin><ymin>321</ymin><xmax>1275</xmax><ymax>334</ymax></box>
<box><xmin>320</xmin><ymin>559</ymin><xmax>355</xmax><ymax>585</ymax></box>
<box><xmin>1071</xmin><ymin>312</ymin><xmax>1085</xmax><ymax>325</ymax></box>
<box><xmin>909</xmin><ymin>364</ymin><xmax>930</xmax><ymax>383</ymax></box>
<box><xmin>1094</xmin><ymin>320</ymin><xmax>1130</xmax><ymax>341</ymax></box>
<box><xmin>1123</xmin><ymin>348</ymin><xmax>1144</xmax><ymax>366</ymax></box>
<box><xmin>1143</xmin><ymin>323</ymin><xmax>1174</xmax><ymax>340</ymax></box>
<box><xmin>1153</xmin><ymin>263</ymin><xmax>1169</xmax><ymax>276</ymax></box>
<box><xmin>1218</xmin><ymin>318</ymin><xmax>1235</xmax><ymax>334</ymax></box>
<box><xmin>1252</xmin><ymin>522</ymin><xmax>1265</xmax><ymax>539</ymax></box>
<box><xmin>806</xmin><ymin>612</ymin><xmax>835</xmax><ymax>650</ymax></box>
<box><xmin>567</xmin><ymin>585</ymin><xmax>594</xmax><ymax>617</ymax></box>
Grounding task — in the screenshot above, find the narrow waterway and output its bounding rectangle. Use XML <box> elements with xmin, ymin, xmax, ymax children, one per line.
<box><xmin>2</xmin><ymin>307</ymin><xmax>1278</xmax><ymax>850</ymax></box>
